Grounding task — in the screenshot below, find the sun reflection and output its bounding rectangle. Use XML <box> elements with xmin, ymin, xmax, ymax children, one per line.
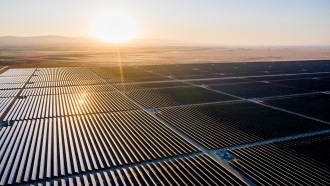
<box><xmin>117</xmin><ymin>46</ymin><xmax>126</xmax><ymax>92</ymax></box>
<box><xmin>78</xmin><ymin>93</ymin><xmax>87</xmax><ymax>104</ymax></box>
<box><xmin>78</xmin><ymin>99</ymin><xmax>85</xmax><ymax>104</ymax></box>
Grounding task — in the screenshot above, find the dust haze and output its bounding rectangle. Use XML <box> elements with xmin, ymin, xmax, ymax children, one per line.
<box><xmin>1</xmin><ymin>44</ymin><xmax>330</xmax><ymax>68</ymax></box>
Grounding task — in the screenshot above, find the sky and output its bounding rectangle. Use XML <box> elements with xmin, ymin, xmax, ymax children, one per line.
<box><xmin>1</xmin><ymin>0</ymin><xmax>330</xmax><ymax>46</ymax></box>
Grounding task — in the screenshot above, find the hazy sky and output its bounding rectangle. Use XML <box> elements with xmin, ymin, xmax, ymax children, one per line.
<box><xmin>1</xmin><ymin>0</ymin><xmax>330</xmax><ymax>45</ymax></box>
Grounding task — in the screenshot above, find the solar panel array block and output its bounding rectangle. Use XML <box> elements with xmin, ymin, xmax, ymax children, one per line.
<box><xmin>280</xmin><ymin>133</ymin><xmax>330</xmax><ymax>167</ymax></box>
<box><xmin>271</xmin><ymin>79</ymin><xmax>330</xmax><ymax>91</ymax></box>
<box><xmin>0</xmin><ymin>110</ymin><xmax>198</xmax><ymax>185</ymax></box>
<box><xmin>209</xmin><ymin>82</ymin><xmax>310</xmax><ymax>99</ymax></box>
<box><xmin>0</xmin><ymin>68</ymin><xmax>35</xmax><ymax>76</ymax></box>
<box><xmin>114</xmin><ymin>81</ymin><xmax>191</xmax><ymax>91</ymax></box>
<box><xmin>0</xmin><ymin>89</ymin><xmax>19</xmax><ymax>98</ymax></box>
<box><xmin>20</xmin><ymin>84</ymin><xmax>116</xmax><ymax>96</ymax></box>
<box><xmin>0</xmin><ymin>61</ymin><xmax>329</xmax><ymax>186</ymax></box>
<box><xmin>0</xmin><ymin>98</ymin><xmax>13</xmax><ymax>116</ymax></box>
<box><xmin>126</xmin><ymin>86</ymin><xmax>238</xmax><ymax>108</ymax></box>
<box><xmin>264</xmin><ymin>93</ymin><xmax>330</xmax><ymax>122</ymax></box>
<box><xmin>229</xmin><ymin>140</ymin><xmax>330</xmax><ymax>185</ymax></box>
<box><xmin>4</xmin><ymin>91</ymin><xmax>140</xmax><ymax>121</ymax></box>
<box><xmin>33</xmin><ymin>155</ymin><xmax>248</xmax><ymax>186</ymax></box>
<box><xmin>157</xmin><ymin>102</ymin><xmax>330</xmax><ymax>149</ymax></box>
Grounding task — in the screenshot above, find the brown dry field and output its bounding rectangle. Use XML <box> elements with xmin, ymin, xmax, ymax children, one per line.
<box><xmin>0</xmin><ymin>45</ymin><xmax>329</xmax><ymax>68</ymax></box>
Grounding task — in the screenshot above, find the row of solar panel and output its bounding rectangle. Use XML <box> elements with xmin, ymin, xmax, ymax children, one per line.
<box><xmin>3</xmin><ymin>91</ymin><xmax>139</xmax><ymax>121</ymax></box>
<box><xmin>29</xmin><ymin>155</ymin><xmax>247</xmax><ymax>186</ymax></box>
<box><xmin>3</xmin><ymin>73</ymin><xmax>328</xmax><ymax>118</ymax></box>
<box><xmin>120</xmin><ymin>80</ymin><xmax>329</xmax><ymax>108</ymax></box>
<box><xmin>0</xmin><ymin>68</ymin><xmax>35</xmax><ymax>77</ymax></box>
<box><xmin>228</xmin><ymin>134</ymin><xmax>330</xmax><ymax>185</ymax></box>
<box><xmin>0</xmin><ymin>76</ymin><xmax>30</xmax><ymax>84</ymax></box>
<box><xmin>1</xmin><ymin>84</ymin><xmax>117</xmax><ymax>97</ymax></box>
<box><xmin>20</xmin><ymin>84</ymin><xmax>116</xmax><ymax>96</ymax></box>
<box><xmin>90</xmin><ymin>66</ymin><xmax>173</xmax><ymax>84</ymax></box>
<box><xmin>0</xmin><ymin>83</ymin><xmax>24</xmax><ymax>90</ymax></box>
<box><xmin>126</xmin><ymin>86</ymin><xmax>238</xmax><ymax>108</ymax></box>
<box><xmin>29</xmin><ymin>74</ymin><xmax>101</xmax><ymax>82</ymax></box>
<box><xmin>261</xmin><ymin>93</ymin><xmax>330</xmax><ymax>122</ymax></box>
<box><xmin>34</xmin><ymin>68</ymin><xmax>93</xmax><ymax>76</ymax></box>
<box><xmin>109</xmin><ymin>72</ymin><xmax>330</xmax><ymax>92</ymax></box>
<box><xmin>139</xmin><ymin>60</ymin><xmax>330</xmax><ymax>75</ymax></box>
<box><xmin>113</xmin><ymin>81</ymin><xmax>191</xmax><ymax>91</ymax></box>
<box><xmin>157</xmin><ymin>101</ymin><xmax>329</xmax><ymax>149</ymax></box>
<box><xmin>0</xmin><ymin>98</ymin><xmax>13</xmax><ymax>116</ymax></box>
<box><xmin>0</xmin><ymin>90</ymin><xmax>19</xmax><ymax>98</ymax></box>
<box><xmin>25</xmin><ymin>80</ymin><xmax>106</xmax><ymax>88</ymax></box>
<box><xmin>0</xmin><ymin>68</ymin><xmax>107</xmax><ymax>90</ymax></box>
<box><xmin>0</xmin><ymin>110</ymin><xmax>198</xmax><ymax>185</ymax></box>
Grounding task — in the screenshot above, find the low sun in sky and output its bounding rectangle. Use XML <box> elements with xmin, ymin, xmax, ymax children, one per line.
<box><xmin>91</xmin><ymin>11</ymin><xmax>139</xmax><ymax>44</ymax></box>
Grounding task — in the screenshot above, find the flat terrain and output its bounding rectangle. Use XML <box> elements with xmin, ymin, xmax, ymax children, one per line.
<box><xmin>0</xmin><ymin>57</ymin><xmax>330</xmax><ymax>185</ymax></box>
<box><xmin>1</xmin><ymin>45</ymin><xmax>330</xmax><ymax>68</ymax></box>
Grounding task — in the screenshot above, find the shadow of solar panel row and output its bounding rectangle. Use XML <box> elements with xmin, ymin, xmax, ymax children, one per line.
<box><xmin>126</xmin><ymin>86</ymin><xmax>238</xmax><ymax>108</ymax></box>
<box><xmin>208</xmin><ymin>82</ymin><xmax>310</xmax><ymax>99</ymax></box>
<box><xmin>20</xmin><ymin>84</ymin><xmax>116</xmax><ymax>96</ymax></box>
<box><xmin>3</xmin><ymin>91</ymin><xmax>139</xmax><ymax>121</ymax></box>
<box><xmin>114</xmin><ymin>81</ymin><xmax>191</xmax><ymax>91</ymax></box>
<box><xmin>0</xmin><ymin>110</ymin><xmax>198</xmax><ymax>185</ymax></box>
<box><xmin>228</xmin><ymin>140</ymin><xmax>330</xmax><ymax>185</ymax></box>
<box><xmin>31</xmin><ymin>155</ymin><xmax>246</xmax><ymax>186</ymax></box>
<box><xmin>157</xmin><ymin>102</ymin><xmax>330</xmax><ymax>149</ymax></box>
<box><xmin>271</xmin><ymin>79</ymin><xmax>330</xmax><ymax>92</ymax></box>
<box><xmin>0</xmin><ymin>68</ymin><xmax>35</xmax><ymax>77</ymax></box>
<box><xmin>279</xmin><ymin>133</ymin><xmax>330</xmax><ymax>167</ymax></box>
<box><xmin>34</xmin><ymin>68</ymin><xmax>92</xmax><ymax>76</ymax></box>
<box><xmin>0</xmin><ymin>76</ymin><xmax>30</xmax><ymax>84</ymax></box>
<box><xmin>263</xmin><ymin>93</ymin><xmax>330</xmax><ymax>122</ymax></box>
<box><xmin>29</xmin><ymin>73</ymin><xmax>101</xmax><ymax>82</ymax></box>
<box><xmin>0</xmin><ymin>89</ymin><xmax>19</xmax><ymax>98</ymax></box>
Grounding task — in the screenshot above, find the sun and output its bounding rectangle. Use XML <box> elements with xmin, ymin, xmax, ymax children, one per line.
<box><xmin>91</xmin><ymin>11</ymin><xmax>139</xmax><ymax>43</ymax></box>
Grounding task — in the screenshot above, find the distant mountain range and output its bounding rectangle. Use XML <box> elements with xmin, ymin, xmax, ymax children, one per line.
<box><xmin>0</xmin><ymin>36</ymin><xmax>203</xmax><ymax>46</ymax></box>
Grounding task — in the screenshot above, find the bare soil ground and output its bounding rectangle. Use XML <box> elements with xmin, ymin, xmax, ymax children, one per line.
<box><xmin>0</xmin><ymin>45</ymin><xmax>329</xmax><ymax>68</ymax></box>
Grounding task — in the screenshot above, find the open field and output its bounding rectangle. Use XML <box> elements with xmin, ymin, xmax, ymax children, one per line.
<box><xmin>1</xmin><ymin>45</ymin><xmax>330</xmax><ymax>68</ymax></box>
<box><xmin>0</xmin><ymin>58</ymin><xmax>329</xmax><ymax>185</ymax></box>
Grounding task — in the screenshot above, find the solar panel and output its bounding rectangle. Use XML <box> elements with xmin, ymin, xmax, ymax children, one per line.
<box><xmin>157</xmin><ymin>102</ymin><xmax>329</xmax><ymax>149</ymax></box>
<box><xmin>126</xmin><ymin>86</ymin><xmax>238</xmax><ymax>108</ymax></box>
<box><xmin>263</xmin><ymin>93</ymin><xmax>330</xmax><ymax>122</ymax></box>
<box><xmin>0</xmin><ymin>61</ymin><xmax>329</xmax><ymax>185</ymax></box>
<box><xmin>209</xmin><ymin>82</ymin><xmax>310</xmax><ymax>99</ymax></box>
<box><xmin>229</xmin><ymin>136</ymin><xmax>330</xmax><ymax>185</ymax></box>
<box><xmin>0</xmin><ymin>111</ymin><xmax>198</xmax><ymax>185</ymax></box>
